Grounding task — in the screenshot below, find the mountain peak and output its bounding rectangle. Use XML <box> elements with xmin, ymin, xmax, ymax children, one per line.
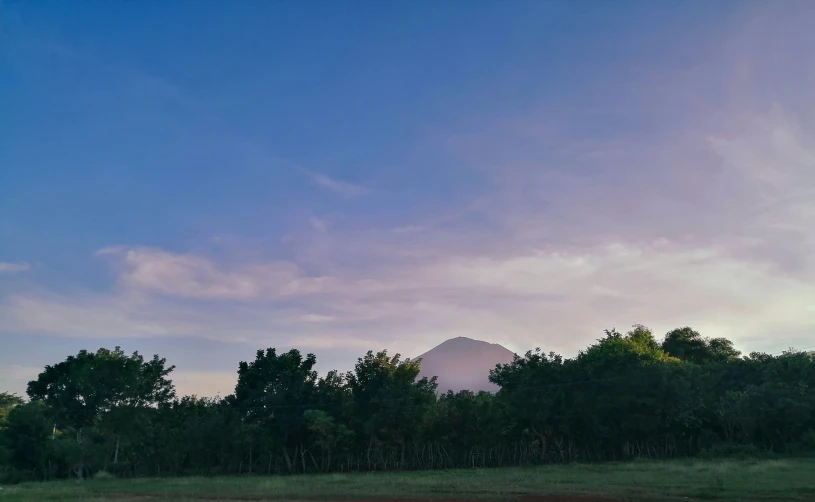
<box><xmin>417</xmin><ymin>337</ymin><xmax>515</xmax><ymax>393</ymax></box>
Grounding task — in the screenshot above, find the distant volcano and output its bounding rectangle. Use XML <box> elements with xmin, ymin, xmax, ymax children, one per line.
<box><xmin>416</xmin><ymin>337</ymin><xmax>516</xmax><ymax>393</ymax></box>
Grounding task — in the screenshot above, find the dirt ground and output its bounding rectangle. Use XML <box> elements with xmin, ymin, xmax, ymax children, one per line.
<box><xmin>233</xmin><ymin>499</ymin><xmax>633</xmax><ymax>502</ymax></box>
<box><xmin>77</xmin><ymin>494</ymin><xmax>643</xmax><ymax>502</ymax></box>
<box><xmin>122</xmin><ymin>497</ymin><xmax>641</xmax><ymax>502</ymax></box>
<box><xmin>329</xmin><ymin>498</ymin><xmax>634</xmax><ymax>502</ymax></box>
<box><xmin>325</xmin><ymin>498</ymin><xmax>634</xmax><ymax>502</ymax></box>
<box><xmin>517</xmin><ymin>497</ymin><xmax>634</xmax><ymax>502</ymax></box>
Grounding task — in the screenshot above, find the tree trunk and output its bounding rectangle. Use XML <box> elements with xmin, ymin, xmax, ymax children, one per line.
<box><xmin>75</xmin><ymin>427</ymin><xmax>85</xmax><ymax>480</ymax></box>
<box><xmin>531</xmin><ymin>427</ymin><xmax>547</xmax><ymax>462</ymax></box>
<box><xmin>282</xmin><ymin>447</ymin><xmax>293</xmax><ymax>473</ymax></box>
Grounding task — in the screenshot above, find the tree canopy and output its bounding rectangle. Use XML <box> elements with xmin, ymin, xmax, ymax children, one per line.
<box><xmin>2</xmin><ymin>326</ymin><xmax>814</xmax><ymax>482</ymax></box>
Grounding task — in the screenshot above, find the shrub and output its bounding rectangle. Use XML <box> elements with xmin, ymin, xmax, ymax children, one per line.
<box><xmin>700</xmin><ymin>443</ymin><xmax>762</xmax><ymax>459</ymax></box>
<box><xmin>93</xmin><ymin>470</ymin><xmax>115</xmax><ymax>480</ymax></box>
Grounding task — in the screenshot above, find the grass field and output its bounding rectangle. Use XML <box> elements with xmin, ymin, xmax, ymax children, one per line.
<box><xmin>2</xmin><ymin>458</ymin><xmax>815</xmax><ymax>501</ymax></box>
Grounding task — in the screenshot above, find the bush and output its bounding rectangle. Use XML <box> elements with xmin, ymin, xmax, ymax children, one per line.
<box><xmin>0</xmin><ymin>468</ymin><xmax>37</xmax><ymax>484</ymax></box>
<box><xmin>802</xmin><ymin>429</ymin><xmax>815</xmax><ymax>449</ymax></box>
<box><xmin>700</xmin><ymin>443</ymin><xmax>762</xmax><ymax>459</ymax></box>
<box><xmin>93</xmin><ymin>469</ymin><xmax>115</xmax><ymax>480</ymax></box>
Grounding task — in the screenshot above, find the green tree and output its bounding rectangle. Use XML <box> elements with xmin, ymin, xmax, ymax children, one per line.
<box><xmin>4</xmin><ymin>325</ymin><xmax>812</xmax><ymax>478</ymax></box>
<box><xmin>490</xmin><ymin>348</ymin><xmax>567</xmax><ymax>461</ymax></box>
<box><xmin>346</xmin><ymin>350</ymin><xmax>437</xmax><ymax>469</ymax></box>
<box><xmin>234</xmin><ymin>348</ymin><xmax>318</xmax><ymax>473</ymax></box>
<box><xmin>303</xmin><ymin>409</ymin><xmax>353</xmax><ymax>471</ymax></box>
<box><xmin>26</xmin><ymin>347</ymin><xmax>175</xmax><ymax>478</ymax></box>
<box><xmin>0</xmin><ymin>402</ymin><xmax>52</xmax><ymax>478</ymax></box>
<box><xmin>0</xmin><ymin>392</ymin><xmax>24</xmax><ymax>426</ymax></box>
<box><xmin>662</xmin><ymin>327</ymin><xmax>740</xmax><ymax>364</ymax></box>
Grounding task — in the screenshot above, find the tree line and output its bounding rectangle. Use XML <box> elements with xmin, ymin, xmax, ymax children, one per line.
<box><xmin>1</xmin><ymin>325</ymin><xmax>814</xmax><ymax>482</ymax></box>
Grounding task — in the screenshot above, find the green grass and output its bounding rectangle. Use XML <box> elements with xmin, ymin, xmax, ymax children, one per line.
<box><xmin>3</xmin><ymin>458</ymin><xmax>815</xmax><ymax>501</ymax></box>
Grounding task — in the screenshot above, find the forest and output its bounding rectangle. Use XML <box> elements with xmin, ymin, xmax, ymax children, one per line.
<box><xmin>1</xmin><ymin>325</ymin><xmax>814</xmax><ymax>483</ymax></box>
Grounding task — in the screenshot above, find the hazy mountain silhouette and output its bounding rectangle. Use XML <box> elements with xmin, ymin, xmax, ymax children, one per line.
<box><xmin>416</xmin><ymin>337</ymin><xmax>516</xmax><ymax>393</ymax></box>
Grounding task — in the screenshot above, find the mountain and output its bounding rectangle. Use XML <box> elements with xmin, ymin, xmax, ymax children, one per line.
<box><xmin>416</xmin><ymin>337</ymin><xmax>516</xmax><ymax>393</ymax></box>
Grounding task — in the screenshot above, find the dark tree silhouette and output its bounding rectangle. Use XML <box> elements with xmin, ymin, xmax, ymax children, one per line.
<box><xmin>2</xmin><ymin>326</ymin><xmax>814</xmax><ymax>481</ymax></box>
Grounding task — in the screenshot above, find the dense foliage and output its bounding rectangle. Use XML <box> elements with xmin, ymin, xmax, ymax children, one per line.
<box><xmin>1</xmin><ymin>327</ymin><xmax>814</xmax><ymax>481</ymax></box>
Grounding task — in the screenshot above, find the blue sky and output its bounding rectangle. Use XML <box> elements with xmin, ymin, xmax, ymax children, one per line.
<box><xmin>2</xmin><ymin>1</ymin><xmax>815</xmax><ymax>397</ymax></box>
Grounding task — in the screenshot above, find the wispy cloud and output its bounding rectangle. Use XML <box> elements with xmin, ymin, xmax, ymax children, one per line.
<box><xmin>306</xmin><ymin>171</ymin><xmax>368</xmax><ymax>197</ymax></box>
<box><xmin>0</xmin><ymin>262</ymin><xmax>30</xmax><ymax>273</ymax></box>
<box><xmin>309</xmin><ymin>217</ymin><xmax>328</xmax><ymax>232</ymax></box>
<box><xmin>3</xmin><ymin>234</ymin><xmax>815</xmax><ymax>357</ymax></box>
<box><xmin>392</xmin><ymin>225</ymin><xmax>424</xmax><ymax>234</ymax></box>
<box><xmin>97</xmin><ymin>246</ymin><xmax>332</xmax><ymax>300</ymax></box>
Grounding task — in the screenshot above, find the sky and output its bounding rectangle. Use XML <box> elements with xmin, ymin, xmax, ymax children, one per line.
<box><xmin>2</xmin><ymin>0</ymin><xmax>815</xmax><ymax>398</ymax></box>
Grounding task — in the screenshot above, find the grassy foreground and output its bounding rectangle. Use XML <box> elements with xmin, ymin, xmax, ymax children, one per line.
<box><xmin>2</xmin><ymin>458</ymin><xmax>815</xmax><ymax>501</ymax></box>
